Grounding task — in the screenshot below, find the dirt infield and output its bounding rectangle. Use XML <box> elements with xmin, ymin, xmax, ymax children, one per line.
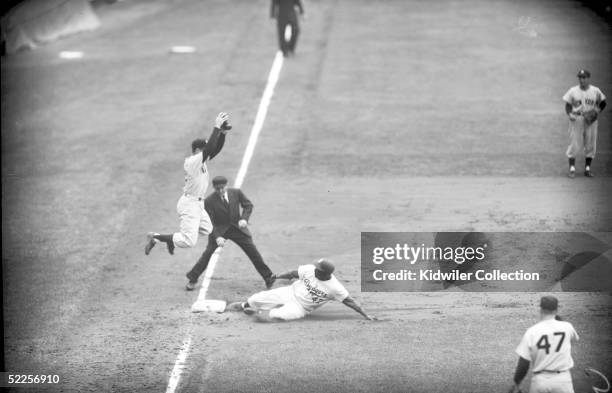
<box><xmin>2</xmin><ymin>0</ymin><xmax>611</xmax><ymax>392</ymax></box>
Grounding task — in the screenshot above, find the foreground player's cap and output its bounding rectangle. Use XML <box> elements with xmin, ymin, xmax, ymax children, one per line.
<box><xmin>315</xmin><ymin>259</ymin><xmax>335</xmax><ymax>275</ymax></box>
<box><xmin>577</xmin><ymin>69</ymin><xmax>591</xmax><ymax>78</ymax></box>
<box><xmin>540</xmin><ymin>296</ymin><xmax>558</xmax><ymax>311</ymax></box>
<box><xmin>212</xmin><ymin>176</ymin><xmax>228</xmax><ymax>187</ymax></box>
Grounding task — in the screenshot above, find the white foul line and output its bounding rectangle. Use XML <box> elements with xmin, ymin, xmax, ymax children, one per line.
<box><xmin>235</xmin><ymin>51</ymin><xmax>284</xmax><ymax>188</ymax></box>
<box><xmin>165</xmin><ymin>338</ymin><xmax>191</xmax><ymax>393</ymax></box>
<box><xmin>165</xmin><ymin>50</ymin><xmax>284</xmax><ymax>393</ymax></box>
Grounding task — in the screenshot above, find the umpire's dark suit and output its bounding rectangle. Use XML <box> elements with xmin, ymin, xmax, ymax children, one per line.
<box><xmin>186</xmin><ymin>188</ymin><xmax>274</xmax><ymax>286</ymax></box>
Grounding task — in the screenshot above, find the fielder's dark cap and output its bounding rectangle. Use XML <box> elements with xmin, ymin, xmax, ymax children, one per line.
<box><xmin>191</xmin><ymin>138</ymin><xmax>207</xmax><ymax>152</ymax></box>
<box><xmin>314</xmin><ymin>259</ymin><xmax>335</xmax><ymax>275</ymax></box>
<box><xmin>577</xmin><ymin>69</ymin><xmax>591</xmax><ymax>78</ymax></box>
<box><xmin>540</xmin><ymin>296</ymin><xmax>558</xmax><ymax>311</ymax></box>
<box><xmin>212</xmin><ymin>176</ymin><xmax>228</xmax><ymax>187</ymax></box>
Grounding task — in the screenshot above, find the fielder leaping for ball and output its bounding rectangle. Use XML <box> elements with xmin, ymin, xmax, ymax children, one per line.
<box><xmin>145</xmin><ymin>112</ymin><xmax>232</xmax><ymax>256</ymax></box>
<box><xmin>227</xmin><ymin>259</ymin><xmax>376</xmax><ymax>322</ymax></box>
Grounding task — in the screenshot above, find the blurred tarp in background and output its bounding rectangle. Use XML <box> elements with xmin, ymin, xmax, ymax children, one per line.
<box><xmin>1</xmin><ymin>0</ymin><xmax>100</xmax><ymax>55</ymax></box>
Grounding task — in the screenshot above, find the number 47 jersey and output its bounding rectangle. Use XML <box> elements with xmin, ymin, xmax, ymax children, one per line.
<box><xmin>516</xmin><ymin>319</ymin><xmax>579</xmax><ymax>373</ymax></box>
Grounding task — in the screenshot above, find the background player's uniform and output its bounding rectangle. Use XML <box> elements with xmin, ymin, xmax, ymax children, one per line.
<box><xmin>515</xmin><ymin>319</ymin><xmax>579</xmax><ymax>393</ymax></box>
<box><xmin>562</xmin><ymin>85</ymin><xmax>606</xmax><ymax>161</ymax></box>
<box><xmin>247</xmin><ymin>264</ymin><xmax>349</xmax><ymax>320</ymax></box>
<box><xmin>271</xmin><ymin>0</ymin><xmax>304</xmax><ymax>56</ymax></box>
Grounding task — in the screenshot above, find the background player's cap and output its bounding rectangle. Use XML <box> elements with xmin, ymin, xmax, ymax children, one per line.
<box><xmin>315</xmin><ymin>259</ymin><xmax>335</xmax><ymax>276</ymax></box>
<box><xmin>540</xmin><ymin>295</ymin><xmax>558</xmax><ymax>311</ymax></box>
<box><xmin>212</xmin><ymin>176</ymin><xmax>228</xmax><ymax>187</ymax></box>
<box><xmin>577</xmin><ymin>69</ymin><xmax>591</xmax><ymax>78</ymax></box>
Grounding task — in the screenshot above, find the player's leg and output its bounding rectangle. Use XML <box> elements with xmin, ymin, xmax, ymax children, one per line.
<box><xmin>247</xmin><ymin>286</ymin><xmax>292</xmax><ymax>311</ymax></box>
<box><xmin>173</xmin><ymin>196</ymin><xmax>200</xmax><ymax>248</ymax></box>
<box><xmin>289</xmin><ymin>20</ymin><xmax>299</xmax><ymax>54</ymax></box>
<box><xmin>267</xmin><ymin>301</ymin><xmax>307</xmax><ymax>321</ymax></box>
<box><xmin>145</xmin><ymin>196</ymin><xmax>188</xmax><ymax>255</ymax></box>
<box><xmin>228</xmin><ymin>228</ymin><xmax>275</xmax><ymax>288</ymax></box>
<box><xmin>278</xmin><ymin>19</ymin><xmax>290</xmax><ymax>56</ymax></box>
<box><xmin>198</xmin><ymin>204</ymin><xmax>213</xmax><ymax>237</ymax></box>
<box><xmin>565</xmin><ymin>120</ymin><xmax>582</xmax><ymax>177</ymax></box>
<box><xmin>185</xmin><ymin>235</ymin><xmax>217</xmax><ymax>290</ymax></box>
<box><xmin>583</xmin><ymin>123</ymin><xmax>597</xmax><ymax>177</ymax></box>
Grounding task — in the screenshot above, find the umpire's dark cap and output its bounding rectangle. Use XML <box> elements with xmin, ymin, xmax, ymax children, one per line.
<box><xmin>315</xmin><ymin>259</ymin><xmax>335</xmax><ymax>275</ymax></box>
<box><xmin>540</xmin><ymin>296</ymin><xmax>558</xmax><ymax>311</ymax></box>
<box><xmin>577</xmin><ymin>69</ymin><xmax>591</xmax><ymax>78</ymax></box>
<box><xmin>212</xmin><ymin>176</ymin><xmax>228</xmax><ymax>187</ymax></box>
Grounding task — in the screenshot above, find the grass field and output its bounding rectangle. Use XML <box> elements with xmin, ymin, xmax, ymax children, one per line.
<box><xmin>2</xmin><ymin>0</ymin><xmax>611</xmax><ymax>392</ymax></box>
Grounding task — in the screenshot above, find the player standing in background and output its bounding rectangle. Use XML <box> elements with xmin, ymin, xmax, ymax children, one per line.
<box><xmin>270</xmin><ymin>0</ymin><xmax>304</xmax><ymax>57</ymax></box>
<box><xmin>562</xmin><ymin>69</ymin><xmax>607</xmax><ymax>178</ymax></box>
<box><xmin>507</xmin><ymin>296</ymin><xmax>579</xmax><ymax>393</ymax></box>
<box><xmin>145</xmin><ymin>112</ymin><xmax>232</xmax><ymax>256</ymax></box>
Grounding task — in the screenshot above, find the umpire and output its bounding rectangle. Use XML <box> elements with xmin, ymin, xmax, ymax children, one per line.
<box><xmin>185</xmin><ymin>176</ymin><xmax>276</xmax><ymax>290</ymax></box>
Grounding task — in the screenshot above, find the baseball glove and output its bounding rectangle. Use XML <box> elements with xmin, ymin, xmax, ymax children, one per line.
<box><xmin>583</xmin><ymin>109</ymin><xmax>598</xmax><ymax>125</ymax></box>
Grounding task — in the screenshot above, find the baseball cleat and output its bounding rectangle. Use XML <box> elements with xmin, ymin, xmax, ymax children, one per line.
<box><xmin>145</xmin><ymin>232</ymin><xmax>159</xmax><ymax>255</ymax></box>
<box><xmin>166</xmin><ymin>240</ymin><xmax>175</xmax><ymax>255</ymax></box>
<box><xmin>243</xmin><ymin>305</ymin><xmax>256</xmax><ymax>316</ymax></box>
<box><xmin>226</xmin><ymin>302</ymin><xmax>245</xmax><ymax>311</ymax></box>
<box><xmin>584</xmin><ymin>170</ymin><xmax>594</xmax><ymax>177</ymax></box>
<box><xmin>568</xmin><ymin>166</ymin><xmax>575</xmax><ymax>178</ymax></box>
<box><xmin>265</xmin><ymin>275</ymin><xmax>277</xmax><ymax>289</ymax></box>
<box><xmin>185</xmin><ymin>281</ymin><xmax>197</xmax><ymax>291</ymax></box>
<box><xmin>254</xmin><ymin>310</ymin><xmax>275</xmax><ymax>323</ymax></box>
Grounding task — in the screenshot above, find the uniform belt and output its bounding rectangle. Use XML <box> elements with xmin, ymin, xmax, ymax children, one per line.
<box><xmin>184</xmin><ymin>194</ymin><xmax>203</xmax><ymax>201</ymax></box>
<box><xmin>533</xmin><ymin>370</ymin><xmax>564</xmax><ymax>375</ymax></box>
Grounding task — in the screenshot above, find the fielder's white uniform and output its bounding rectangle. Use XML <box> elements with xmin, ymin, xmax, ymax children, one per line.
<box><xmin>247</xmin><ymin>264</ymin><xmax>349</xmax><ymax>320</ymax></box>
<box><xmin>515</xmin><ymin>318</ymin><xmax>579</xmax><ymax>393</ymax></box>
<box><xmin>562</xmin><ymin>85</ymin><xmax>606</xmax><ymax>159</ymax></box>
<box><xmin>172</xmin><ymin>152</ymin><xmax>213</xmax><ymax>248</ymax></box>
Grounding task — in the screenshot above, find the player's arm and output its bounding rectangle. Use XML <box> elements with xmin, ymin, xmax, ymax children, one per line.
<box><xmin>342</xmin><ymin>296</ymin><xmax>375</xmax><ymax>320</ymax></box>
<box><xmin>598</xmin><ymin>99</ymin><xmax>606</xmax><ymax>112</ymax></box>
<box><xmin>238</xmin><ymin>189</ymin><xmax>253</xmax><ymax>222</ymax></box>
<box><xmin>296</xmin><ymin>0</ymin><xmax>304</xmax><ymax>15</ymax></box>
<box><xmin>507</xmin><ymin>356</ymin><xmax>530</xmax><ymax>393</ymax></box>
<box><xmin>275</xmin><ymin>270</ymin><xmax>299</xmax><ymax>280</ymax></box>
<box><xmin>270</xmin><ymin>0</ymin><xmax>278</xmax><ymax>18</ymax></box>
<box><xmin>202</xmin><ymin>112</ymin><xmax>229</xmax><ymax>162</ymax></box>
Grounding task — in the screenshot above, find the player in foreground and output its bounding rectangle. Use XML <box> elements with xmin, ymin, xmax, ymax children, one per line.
<box><xmin>228</xmin><ymin>259</ymin><xmax>376</xmax><ymax>322</ymax></box>
<box><xmin>508</xmin><ymin>296</ymin><xmax>579</xmax><ymax>393</ymax></box>
<box><xmin>145</xmin><ymin>112</ymin><xmax>232</xmax><ymax>256</ymax></box>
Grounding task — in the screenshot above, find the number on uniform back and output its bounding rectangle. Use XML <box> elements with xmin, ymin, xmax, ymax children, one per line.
<box><xmin>536</xmin><ymin>332</ymin><xmax>566</xmax><ymax>354</ymax></box>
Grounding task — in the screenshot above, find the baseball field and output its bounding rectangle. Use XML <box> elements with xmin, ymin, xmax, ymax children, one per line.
<box><xmin>2</xmin><ymin>0</ymin><xmax>611</xmax><ymax>392</ymax></box>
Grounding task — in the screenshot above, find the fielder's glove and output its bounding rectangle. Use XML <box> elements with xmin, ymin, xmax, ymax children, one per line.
<box><xmin>215</xmin><ymin>112</ymin><xmax>232</xmax><ymax>130</ymax></box>
<box><xmin>582</xmin><ymin>109</ymin><xmax>598</xmax><ymax>125</ymax></box>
